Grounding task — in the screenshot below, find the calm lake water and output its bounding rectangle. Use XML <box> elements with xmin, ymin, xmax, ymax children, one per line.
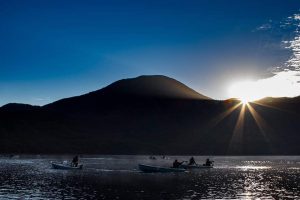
<box><xmin>0</xmin><ymin>155</ymin><xmax>299</xmax><ymax>199</ymax></box>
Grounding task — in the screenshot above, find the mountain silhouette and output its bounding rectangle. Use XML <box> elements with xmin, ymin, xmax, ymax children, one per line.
<box><xmin>1</xmin><ymin>103</ymin><xmax>40</xmax><ymax>111</ymax></box>
<box><xmin>44</xmin><ymin>75</ymin><xmax>210</xmax><ymax>113</ymax></box>
<box><xmin>0</xmin><ymin>75</ymin><xmax>299</xmax><ymax>155</ymax></box>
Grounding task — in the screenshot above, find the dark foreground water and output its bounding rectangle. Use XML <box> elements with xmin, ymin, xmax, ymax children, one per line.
<box><xmin>0</xmin><ymin>155</ymin><xmax>299</xmax><ymax>199</ymax></box>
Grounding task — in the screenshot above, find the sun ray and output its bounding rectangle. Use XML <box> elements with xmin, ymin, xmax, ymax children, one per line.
<box><xmin>247</xmin><ymin>103</ymin><xmax>271</xmax><ymax>144</ymax></box>
<box><xmin>209</xmin><ymin>98</ymin><xmax>275</xmax><ymax>154</ymax></box>
<box><xmin>208</xmin><ymin>102</ymin><xmax>242</xmax><ymax>128</ymax></box>
<box><xmin>251</xmin><ymin>101</ymin><xmax>293</xmax><ymax>114</ymax></box>
<box><xmin>228</xmin><ymin>103</ymin><xmax>246</xmax><ymax>154</ymax></box>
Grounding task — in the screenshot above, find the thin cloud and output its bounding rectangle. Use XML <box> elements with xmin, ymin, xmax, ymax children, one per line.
<box><xmin>229</xmin><ymin>13</ymin><xmax>300</xmax><ymax>100</ymax></box>
<box><xmin>33</xmin><ymin>97</ymin><xmax>51</xmax><ymax>102</ymax></box>
<box><xmin>256</xmin><ymin>23</ymin><xmax>272</xmax><ymax>31</ymax></box>
<box><xmin>282</xmin><ymin>13</ymin><xmax>300</xmax><ymax>71</ymax></box>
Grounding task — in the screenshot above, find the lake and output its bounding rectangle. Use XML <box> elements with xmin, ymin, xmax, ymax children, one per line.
<box><xmin>0</xmin><ymin>155</ymin><xmax>299</xmax><ymax>199</ymax></box>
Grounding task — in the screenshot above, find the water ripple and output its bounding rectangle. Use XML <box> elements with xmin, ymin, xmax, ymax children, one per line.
<box><xmin>0</xmin><ymin>156</ymin><xmax>298</xmax><ymax>199</ymax></box>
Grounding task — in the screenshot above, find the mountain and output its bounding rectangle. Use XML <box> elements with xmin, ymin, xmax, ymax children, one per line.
<box><xmin>0</xmin><ymin>75</ymin><xmax>299</xmax><ymax>155</ymax></box>
<box><xmin>44</xmin><ymin>75</ymin><xmax>210</xmax><ymax>113</ymax></box>
<box><xmin>1</xmin><ymin>103</ymin><xmax>40</xmax><ymax>111</ymax></box>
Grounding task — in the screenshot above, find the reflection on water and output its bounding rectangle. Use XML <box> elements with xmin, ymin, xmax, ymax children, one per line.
<box><xmin>235</xmin><ymin>166</ymin><xmax>271</xmax><ymax>170</ymax></box>
<box><xmin>0</xmin><ymin>156</ymin><xmax>299</xmax><ymax>199</ymax></box>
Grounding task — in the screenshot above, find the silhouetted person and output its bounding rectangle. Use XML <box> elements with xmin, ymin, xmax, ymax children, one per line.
<box><xmin>72</xmin><ymin>155</ymin><xmax>79</xmax><ymax>167</ymax></box>
<box><xmin>173</xmin><ymin>159</ymin><xmax>184</xmax><ymax>168</ymax></box>
<box><xmin>149</xmin><ymin>156</ymin><xmax>156</xmax><ymax>160</ymax></box>
<box><xmin>188</xmin><ymin>157</ymin><xmax>196</xmax><ymax>165</ymax></box>
<box><xmin>204</xmin><ymin>158</ymin><xmax>213</xmax><ymax>166</ymax></box>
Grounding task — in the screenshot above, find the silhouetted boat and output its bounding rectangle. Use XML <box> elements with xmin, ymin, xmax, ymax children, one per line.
<box><xmin>51</xmin><ymin>162</ymin><xmax>83</xmax><ymax>170</ymax></box>
<box><xmin>138</xmin><ymin>164</ymin><xmax>185</xmax><ymax>173</ymax></box>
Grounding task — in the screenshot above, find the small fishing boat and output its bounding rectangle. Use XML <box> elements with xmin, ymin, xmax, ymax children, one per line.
<box><xmin>179</xmin><ymin>164</ymin><xmax>213</xmax><ymax>169</ymax></box>
<box><xmin>138</xmin><ymin>164</ymin><xmax>186</xmax><ymax>173</ymax></box>
<box><xmin>51</xmin><ymin>162</ymin><xmax>83</xmax><ymax>170</ymax></box>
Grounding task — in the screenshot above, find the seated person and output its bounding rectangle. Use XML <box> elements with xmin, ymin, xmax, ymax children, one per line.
<box><xmin>72</xmin><ymin>155</ymin><xmax>79</xmax><ymax>167</ymax></box>
<box><xmin>204</xmin><ymin>158</ymin><xmax>213</xmax><ymax>166</ymax></box>
<box><xmin>188</xmin><ymin>157</ymin><xmax>196</xmax><ymax>165</ymax></box>
<box><xmin>173</xmin><ymin>159</ymin><xmax>184</xmax><ymax>168</ymax></box>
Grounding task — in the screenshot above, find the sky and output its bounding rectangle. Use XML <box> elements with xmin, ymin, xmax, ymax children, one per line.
<box><xmin>0</xmin><ymin>0</ymin><xmax>300</xmax><ymax>106</ymax></box>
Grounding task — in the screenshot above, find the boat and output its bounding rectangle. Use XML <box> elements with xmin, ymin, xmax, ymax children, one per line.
<box><xmin>179</xmin><ymin>164</ymin><xmax>213</xmax><ymax>169</ymax></box>
<box><xmin>138</xmin><ymin>164</ymin><xmax>186</xmax><ymax>173</ymax></box>
<box><xmin>51</xmin><ymin>162</ymin><xmax>83</xmax><ymax>170</ymax></box>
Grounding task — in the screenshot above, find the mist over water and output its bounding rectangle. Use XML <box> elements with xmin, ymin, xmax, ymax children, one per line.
<box><xmin>0</xmin><ymin>155</ymin><xmax>299</xmax><ymax>199</ymax></box>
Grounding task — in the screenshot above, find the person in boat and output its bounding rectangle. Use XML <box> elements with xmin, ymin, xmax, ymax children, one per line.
<box><xmin>188</xmin><ymin>157</ymin><xmax>196</xmax><ymax>165</ymax></box>
<box><xmin>204</xmin><ymin>158</ymin><xmax>213</xmax><ymax>166</ymax></box>
<box><xmin>149</xmin><ymin>156</ymin><xmax>156</xmax><ymax>160</ymax></box>
<box><xmin>173</xmin><ymin>159</ymin><xmax>184</xmax><ymax>168</ymax></box>
<box><xmin>72</xmin><ymin>155</ymin><xmax>79</xmax><ymax>167</ymax></box>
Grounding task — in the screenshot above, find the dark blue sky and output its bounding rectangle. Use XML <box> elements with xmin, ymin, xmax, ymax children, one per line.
<box><xmin>1</xmin><ymin>0</ymin><xmax>300</xmax><ymax>105</ymax></box>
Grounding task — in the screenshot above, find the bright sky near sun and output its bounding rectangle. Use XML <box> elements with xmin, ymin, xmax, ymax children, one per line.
<box><xmin>0</xmin><ymin>0</ymin><xmax>300</xmax><ymax>106</ymax></box>
<box><xmin>228</xmin><ymin>13</ymin><xmax>300</xmax><ymax>102</ymax></box>
<box><xmin>228</xmin><ymin>71</ymin><xmax>300</xmax><ymax>102</ymax></box>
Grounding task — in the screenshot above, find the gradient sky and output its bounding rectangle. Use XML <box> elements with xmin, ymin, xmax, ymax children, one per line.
<box><xmin>1</xmin><ymin>0</ymin><xmax>300</xmax><ymax>106</ymax></box>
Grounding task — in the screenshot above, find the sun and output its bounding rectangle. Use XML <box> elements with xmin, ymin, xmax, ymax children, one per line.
<box><xmin>240</xmin><ymin>97</ymin><xmax>249</xmax><ymax>105</ymax></box>
<box><xmin>228</xmin><ymin>80</ymin><xmax>261</xmax><ymax>104</ymax></box>
<box><xmin>228</xmin><ymin>71</ymin><xmax>300</xmax><ymax>103</ymax></box>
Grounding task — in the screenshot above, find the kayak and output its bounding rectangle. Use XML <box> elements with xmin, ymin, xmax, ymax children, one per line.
<box><xmin>179</xmin><ymin>164</ymin><xmax>213</xmax><ymax>169</ymax></box>
<box><xmin>138</xmin><ymin>164</ymin><xmax>186</xmax><ymax>173</ymax></box>
<box><xmin>51</xmin><ymin>162</ymin><xmax>83</xmax><ymax>170</ymax></box>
